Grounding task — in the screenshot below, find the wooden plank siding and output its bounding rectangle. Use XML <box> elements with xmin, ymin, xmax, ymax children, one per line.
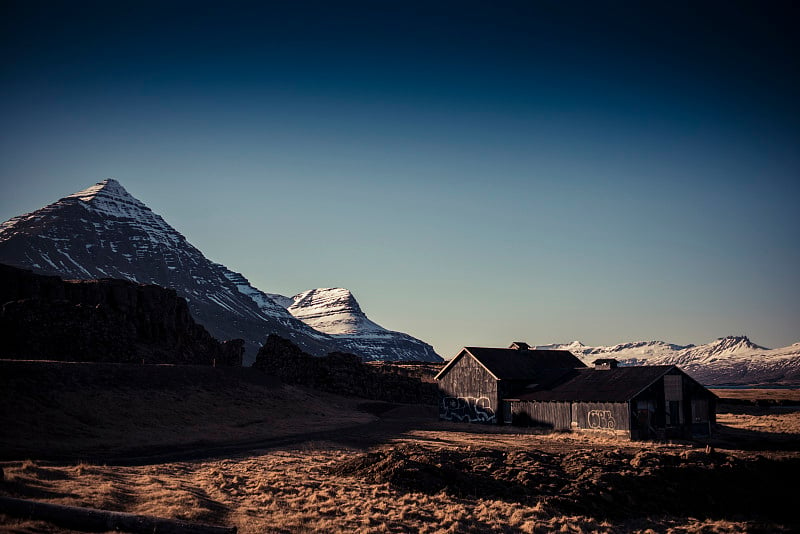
<box><xmin>628</xmin><ymin>370</ymin><xmax>716</xmax><ymax>439</ymax></box>
<box><xmin>630</xmin><ymin>378</ymin><xmax>665</xmax><ymax>440</ymax></box>
<box><xmin>571</xmin><ymin>401</ymin><xmax>630</xmax><ymax>437</ymax></box>
<box><xmin>437</xmin><ymin>353</ymin><xmax>499</xmax><ymax>423</ymax></box>
<box><xmin>507</xmin><ymin>401</ymin><xmax>571</xmax><ymax>430</ymax></box>
<box><xmin>508</xmin><ymin>401</ymin><xmax>630</xmax><ymax>436</ymax></box>
<box><xmin>673</xmin><ymin>368</ymin><xmax>717</xmax><ymax>438</ymax></box>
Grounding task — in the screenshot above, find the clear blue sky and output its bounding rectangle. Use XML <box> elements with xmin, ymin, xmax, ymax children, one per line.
<box><xmin>1</xmin><ymin>1</ymin><xmax>798</xmax><ymax>356</ymax></box>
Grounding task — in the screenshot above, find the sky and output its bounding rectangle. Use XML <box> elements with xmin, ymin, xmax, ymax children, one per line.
<box><xmin>1</xmin><ymin>1</ymin><xmax>798</xmax><ymax>357</ymax></box>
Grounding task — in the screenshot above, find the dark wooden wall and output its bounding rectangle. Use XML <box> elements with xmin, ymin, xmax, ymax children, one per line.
<box><xmin>508</xmin><ymin>401</ymin><xmax>572</xmax><ymax>430</ymax></box>
<box><xmin>571</xmin><ymin>402</ymin><xmax>630</xmax><ymax>433</ymax></box>
<box><xmin>437</xmin><ymin>353</ymin><xmax>499</xmax><ymax>423</ymax></box>
<box><xmin>676</xmin><ymin>368</ymin><xmax>717</xmax><ymax>437</ymax></box>
<box><xmin>631</xmin><ymin>370</ymin><xmax>717</xmax><ymax>439</ymax></box>
<box><xmin>508</xmin><ymin>400</ymin><xmax>630</xmax><ymax>434</ymax></box>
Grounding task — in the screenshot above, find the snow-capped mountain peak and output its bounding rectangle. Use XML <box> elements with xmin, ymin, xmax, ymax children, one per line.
<box><xmin>287</xmin><ymin>287</ymin><xmax>390</xmax><ymax>336</ymax></box>
<box><xmin>292</xmin><ymin>287</ymin><xmax>361</xmax><ymax>311</ymax></box>
<box><xmin>66</xmin><ymin>178</ymin><xmax>165</xmax><ymax>223</ymax></box>
<box><xmin>0</xmin><ymin>179</ymin><xmax>443</xmax><ymax>363</ymax></box>
<box><xmin>1</xmin><ymin>178</ymin><xmax>184</xmax><ymax>251</ymax></box>
<box><xmin>67</xmin><ymin>178</ymin><xmax>133</xmax><ymax>203</ymax></box>
<box><xmin>268</xmin><ymin>286</ymin><xmax>440</xmax><ymax>361</ymax></box>
<box><xmin>703</xmin><ymin>335</ymin><xmax>766</xmax><ymax>355</ymax></box>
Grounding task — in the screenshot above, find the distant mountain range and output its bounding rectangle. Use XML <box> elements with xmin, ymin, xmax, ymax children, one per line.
<box><xmin>0</xmin><ymin>179</ymin><xmax>442</xmax><ymax>364</ymax></box>
<box><xmin>535</xmin><ymin>336</ymin><xmax>800</xmax><ymax>386</ymax></box>
<box><xmin>2</xmin><ymin>178</ymin><xmax>795</xmax><ymax>383</ymax></box>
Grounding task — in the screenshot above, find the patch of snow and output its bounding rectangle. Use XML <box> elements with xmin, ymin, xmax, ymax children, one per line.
<box><xmin>219</xmin><ymin>267</ymin><xmax>295</xmax><ymax>317</ymax></box>
<box><xmin>39</xmin><ymin>252</ymin><xmax>59</xmax><ymax>270</ymax></box>
<box><xmin>57</xmin><ymin>248</ymin><xmax>92</xmax><ymax>277</ymax></box>
<box><xmin>206</xmin><ymin>294</ymin><xmax>236</xmax><ymax>314</ymax></box>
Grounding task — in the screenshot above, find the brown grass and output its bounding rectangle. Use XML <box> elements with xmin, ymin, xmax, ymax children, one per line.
<box><xmin>0</xmin><ymin>362</ymin><xmax>376</xmax><ymax>460</ymax></box>
<box><xmin>709</xmin><ymin>388</ymin><xmax>800</xmax><ymax>402</ymax></box>
<box><xmin>2</xmin><ymin>432</ymin><xmax>794</xmax><ymax>534</ymax></box>
<box><xmin>1</xmin><ymin>368</ymin><xmax>799</xmax><ymax>533</ymax></box>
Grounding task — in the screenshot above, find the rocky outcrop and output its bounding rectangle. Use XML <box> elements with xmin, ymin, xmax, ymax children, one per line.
<box><xmin>0</xmin><ymin>264</ymin><xmax>243</xmax><ymax>365</ymax></box>
<box><xmin>253</xmin><ymin>334</ymin><xmax>439</xmax><ymax>404</ymax></box>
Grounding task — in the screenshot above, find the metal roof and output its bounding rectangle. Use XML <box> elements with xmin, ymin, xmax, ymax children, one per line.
<box><xmin>434</xmin><ymin>346</ymin><xmax>586</xmax><ymax>381</ymax></box>
<box><xmin>508</xmin><ymin>365</ymin><xmax>682</xmax><ymax>402</ymax></box>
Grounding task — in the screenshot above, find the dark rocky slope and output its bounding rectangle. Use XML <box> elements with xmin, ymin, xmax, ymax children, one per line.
<box><xmin>0</xmin><ymin>263</ymin><xmax>243</xmax><ymax>365</ymax></box>
<box><xmin>253</xmin><ymin>334</ymin><xmax>441</xmax><ymax>404</ymax></box>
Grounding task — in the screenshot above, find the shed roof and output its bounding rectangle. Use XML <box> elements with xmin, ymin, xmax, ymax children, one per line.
<box><xmin>508</xmin><ymin>365</ymin><xmax>681</xmax><ymax>402</ymax></box>
<box><xmin>435</xmin><ymin>346</ymin><xmax>586</xmax><ymax>381</ymax></box>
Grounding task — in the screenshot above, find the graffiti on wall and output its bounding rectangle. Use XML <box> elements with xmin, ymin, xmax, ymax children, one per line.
<box><xmin>587</xmin><ymin>410</ymin><xmax>616</xmax><ymax>429</ymax></box>
<box><xmin>440</xmin><ymin>396</ymin><xmax>496</xmax><ymax>423</ymax></box>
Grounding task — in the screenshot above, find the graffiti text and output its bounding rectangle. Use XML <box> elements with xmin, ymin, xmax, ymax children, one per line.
<box><xmin>587</xmin><ymin>410</ymin><xmax>616</xmax><ymax>429</ymax></box>
<box><xmin>440</xmin><ymin>396</ymin><xmax>496</xmax><ymax>423</ymax></box>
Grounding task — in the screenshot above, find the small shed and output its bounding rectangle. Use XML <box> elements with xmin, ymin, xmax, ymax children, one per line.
<box><xmin>434</xmin><ymin>343</ymin><xmax>586</xmax><ymax>424</ymax></box>
<box><xmin>505</xmin><ymin>359</ymin><xmax>717</xmax><ymax>439</ymax></box>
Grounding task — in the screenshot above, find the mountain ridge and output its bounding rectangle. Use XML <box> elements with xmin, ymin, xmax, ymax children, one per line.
<box><xmin>274</xmin><ymin>287</ymin><xmax>441</xmax><ymax>362</ymax></box>
<box><xmin>535</xmin><ymin>335</ymin><xmax>800</xmax><ymax>386</ymax></box>
<box><xmin>0</xmin><ymin>179</ymin><xmax>443</xmax><ymax>364</ymax></box>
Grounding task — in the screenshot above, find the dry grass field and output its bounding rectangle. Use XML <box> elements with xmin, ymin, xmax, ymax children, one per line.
<box><xmin>1</xmin><ymin>364</ymin><xmax>799</xmax><ymax>533</ymax></box>
<box><xmin>709</xmin><ymin>389</ymin><xmax>800</xmax><ymax>402</ymax></box>
<box><xmin>0</xmin><ymin>361</ymin><xmax>376</xmax><ymax>461</ymax></box>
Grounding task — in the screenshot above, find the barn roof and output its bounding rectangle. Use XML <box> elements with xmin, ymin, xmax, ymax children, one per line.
<box><xmin>434</xmin><ymin>346</ymin><xmax>586</xmax><ymax>381</ymax></box>
<box><xmin>507</xmin><ymin>365</ymin><xmax>689</xmax><ymax>402</ymax></box>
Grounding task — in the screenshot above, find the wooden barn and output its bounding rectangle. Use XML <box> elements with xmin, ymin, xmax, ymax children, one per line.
<box><xmin>435</xmin><ymin>343</ymin><xmax>717</xmax><ymax>440</ymax></box>
<box><xmin>506</xmin><ymin>358</ymin><xmax>717</xmax><ymax>439</ymax></box>
<box><xmin>434</xmin><ymin>342</ymin><xmax>586</xmax><ymax>424</ymax></box>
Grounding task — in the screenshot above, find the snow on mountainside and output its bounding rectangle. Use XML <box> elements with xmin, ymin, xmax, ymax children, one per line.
<box><xmin>263</xmin><ymin>292</ymin><xmax>296</xmax><ymax>310</ymax></box>
<box><xmin>0</xmin><ymin>179</ymin><xmax>442</xmax><ymax>363</ymax></box>
<box><xmin>643</xmin><ymin>337</ymin><xmax>800</xmax><ymax>386</ymax></box>
<box><xmin>536</xmin><ymin>336</ymin><xmax>800</xmax><ymax>386</ymax></box>
<box><xmin>535</xmin><ymin>340</ymin><xmax>695</xmax><ymax>366</ymax></box>
<box><xmin>271</xmin><ymin>288</ymin><xmax>441</xmax><ymax>362</ymax></box>
<box><xmin>287</xmin><ymin>288</ymin><xmax>383</xmax><ymax>335</ymax></box>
